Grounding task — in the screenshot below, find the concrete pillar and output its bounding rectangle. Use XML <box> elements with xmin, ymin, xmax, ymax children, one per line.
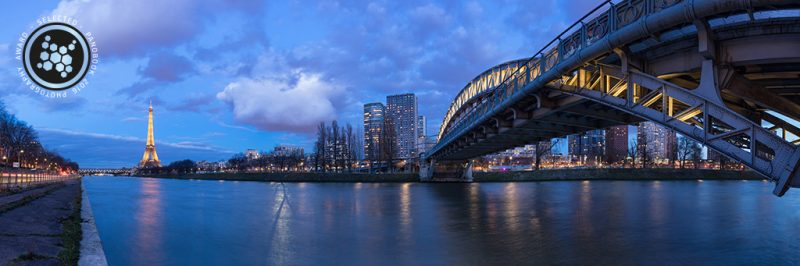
<box><xmin>419</xmin><ymin>159</ymin><xmax>434</xmax><ymax>181</ymax></box>
<box><xmin>420</xmin><ymin>159</ymin><xmax>474</xmax><ymax>182</ymax></box>
<box><xmin>464</xmin><ymin>160</ymin><xmax>474</xmax><ymax>182</ymax></box>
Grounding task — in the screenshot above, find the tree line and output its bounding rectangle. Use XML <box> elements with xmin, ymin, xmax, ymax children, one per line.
<box><xmin>0</xmin><ymin>102</ymin><xmax>78</xmax><ymax>172</ymax></box>
<box><xmin>226</xmin><ymin>149</ymin><xmax>306</xmax><ymax>172</ymax></box>
<box><xmin>139</xmin><ymin>148</ymin><xmax>309</xmax><ymax>175</ymax></box>
<box><xmin>313</xmin><ymin>120</ymin><xmax>363</xmax><ymax>172</ymax></box>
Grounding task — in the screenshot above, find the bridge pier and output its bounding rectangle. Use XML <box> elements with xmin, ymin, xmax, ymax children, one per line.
<box><xmin>419</xmin><ymin>159</ymin><xmax>473</xmax><ymax>182</ymax></box>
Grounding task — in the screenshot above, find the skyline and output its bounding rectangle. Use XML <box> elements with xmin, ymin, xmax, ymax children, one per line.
<box><xmin>0</xmin><ymin>0</ymin><xmax>604</xmax><ymax>168</ymax></box>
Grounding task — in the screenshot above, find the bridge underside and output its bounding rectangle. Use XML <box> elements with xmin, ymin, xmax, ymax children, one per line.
<box><xmin>426</xmin><ymin>3</ymin><xmax>800</xmax><ymax>196</ymax></box>
<box><xmin>437</xmin><ymin>98</ymin><xmax>641</xmax><ymax>161</ymax></box>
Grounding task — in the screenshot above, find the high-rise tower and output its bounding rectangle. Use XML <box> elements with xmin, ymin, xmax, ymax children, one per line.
<box><xmin>386</xmin><ymin>93</ymin><xmax>418</xmax><ymax>160</ymax></box>
<box><xmin>363</xmin><ymin>102</ymin><xmax>385</xmax><ymax>162</ymax></box>
<box><xmin>140</xmin><ymin>101</ymin><xmax>161</xmax><ymax>168</ymax></box>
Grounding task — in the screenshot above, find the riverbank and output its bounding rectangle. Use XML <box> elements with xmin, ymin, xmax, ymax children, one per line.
<box><xmin>141</xmin><ymin>172</ymin><xmax>419</xmax><ymax>182</ymax></box>
<box><xmin>473</xmin><ymin>168</ymin><xmax>764</xmax><ymax>181</ymax></box>
<box><xmin>0</xmin><ymin>179</ymin><xmax>82</xmax><ymax>265</ymax></box>
<box><xmin>138</xmin><ymin>168</ymin><xmax>764</xmax><ymax>183</ymax></box>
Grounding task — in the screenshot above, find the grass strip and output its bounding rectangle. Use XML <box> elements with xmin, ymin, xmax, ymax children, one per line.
<box><xmin>57</xmin><ymin>187</ymin><xmax>82</xmax><ymax>265</ymax></box>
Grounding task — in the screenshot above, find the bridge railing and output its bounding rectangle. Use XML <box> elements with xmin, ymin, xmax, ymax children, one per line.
<box><xmin>435</xmin><ymin>0</ymin><xmax>631</xmax><ymax>155</ymax></box>
<box><xmin>0</xmin><ymin>168</ymin><xmax>79</xmax><ymax>191</ymax></box>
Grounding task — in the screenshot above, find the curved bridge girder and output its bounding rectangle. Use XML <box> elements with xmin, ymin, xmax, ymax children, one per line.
<box><xmin>552</xmin><ymin>63</ymin><xmax>800</xmax><ymax>196</ymax></box>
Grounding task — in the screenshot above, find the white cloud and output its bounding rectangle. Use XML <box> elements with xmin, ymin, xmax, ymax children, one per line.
<box><xmin>216</xmin><ymin>70</ymin><xmax>343</xmax><ymax>133</ymax></box>
<box><xmin>52</xmin><ymin>0</ymin><xmax>198</xmax><ymax>56</ymax></box>
<box><xmin>51</xmin><ymin>0</ymin><xmax>264</xmax><ymax>57</ymax></box>
<box><xmin>121</xmin><ymin>117</ymin><xmax>143</xmax><ymax>122</ymax></box>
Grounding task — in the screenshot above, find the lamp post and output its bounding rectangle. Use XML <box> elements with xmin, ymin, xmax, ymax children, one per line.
<box><xmin>19</xmin><ymin>150</ymin><xmax>24</xmax><ymax>168</ymax></box>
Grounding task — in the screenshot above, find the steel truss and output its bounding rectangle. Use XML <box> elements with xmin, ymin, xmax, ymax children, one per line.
<box><xmin>552</xmin><ymin>63</ymin><xmax>800</xmax><ymax>196</ymax></box>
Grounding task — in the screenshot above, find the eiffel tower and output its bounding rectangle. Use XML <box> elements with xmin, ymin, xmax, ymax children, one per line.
<box><xmin>140</xmin><ymin>101</ymin><xmax>161</xmax><ymax>168</ymax></box>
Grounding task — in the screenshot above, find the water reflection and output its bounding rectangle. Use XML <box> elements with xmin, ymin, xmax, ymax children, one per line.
<box><xmin>85</xmin><ymin>177</ymin><xmax>800</xmax><ymax>265</ymax></box>
<box><xmin>134</xmin><ymin>178</ymin><xmax>164</xmax><ymax>264</ymax></box>
<box><xmin>503</xmin><ymin>183</ymin><xmax>520</xmax><ymax>235</ymax></box>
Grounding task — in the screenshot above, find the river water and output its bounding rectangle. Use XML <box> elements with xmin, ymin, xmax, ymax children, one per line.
<box><xmin>83</xmin><ymin>176</ymin><xmax>800</xmax><ymax>265</ymax></box>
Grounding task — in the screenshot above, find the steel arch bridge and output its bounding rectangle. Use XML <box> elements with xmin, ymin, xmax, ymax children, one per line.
<box><xmin>422</xmin><ymin>0</ymin><xmax>800</xmax><ymax>196</ymax></box>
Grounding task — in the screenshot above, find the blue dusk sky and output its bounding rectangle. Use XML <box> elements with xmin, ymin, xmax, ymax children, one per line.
<box><xmin>1</xmin><ymin>0</ymin><xmax>604</xmax><ymax>168</ymax></box>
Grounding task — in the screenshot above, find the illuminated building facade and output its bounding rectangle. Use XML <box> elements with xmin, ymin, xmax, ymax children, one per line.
<box><xmin>386</xmin><ymin>93</ymin><xmax>418</xmax><ymax>160</ymax></box>
<box><xmin>605</xmin><ymin>125</ymin><xmax>628</xmax><ymax>163</ymax></box>
<box><xmin>568</xmin><ymin>129</ymin><xmax>605</xmax><ymax>165</ymax></box>
<box><xmin>637</xmin><ymin>122</ymin><xmax>677</xmax><ymax>164</ymax></box>
<box><xmin>363</xmin><ymin>102</ymin><xmax>385</xmax><ymax>162</ymax></box>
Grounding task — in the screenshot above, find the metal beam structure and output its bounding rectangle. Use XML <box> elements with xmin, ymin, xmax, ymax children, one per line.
<box><xmin>423</xmin><ymin>0</ymin><xmax>800</xmax><ymax>196</ymax></box>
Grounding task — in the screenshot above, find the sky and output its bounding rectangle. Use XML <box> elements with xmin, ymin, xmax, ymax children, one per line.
<box><xmin>1</xmin><ymin>0</ymin><xmax>603</xmax><ymax>168</ymax></box>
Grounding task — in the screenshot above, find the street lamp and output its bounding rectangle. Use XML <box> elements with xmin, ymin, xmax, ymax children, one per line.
<box><xmin>19</xmin><ymin>150</ymin><xmax>24</xmax><ymax>168</ymax></box>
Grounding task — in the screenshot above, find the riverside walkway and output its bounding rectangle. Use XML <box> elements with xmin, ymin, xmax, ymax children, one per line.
<box><xmin>0</xmin><ymin>180</ymin><xmax>81</xmax><ymax>265</ymax></box>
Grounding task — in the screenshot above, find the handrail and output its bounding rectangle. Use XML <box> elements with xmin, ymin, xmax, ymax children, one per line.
<box><xmin>437</xmin><ymin>0</ymin><xmax>615</xmax><ymax>140</ymax></box>
<box><xmin>0</xmin><ymin>168</ymin><xmax>79</xmax><ymax>190</ymax></box>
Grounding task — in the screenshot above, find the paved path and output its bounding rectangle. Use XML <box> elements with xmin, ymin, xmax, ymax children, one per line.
<box><xmin>0</xmin><ymin>180</ymin><xmax>80</xmax><ymax>265</ymax></box>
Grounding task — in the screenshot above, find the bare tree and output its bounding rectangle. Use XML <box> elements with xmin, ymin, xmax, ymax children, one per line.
<box><xmin>691</xmin><ymin>144</ymin><xmax>703</xmax><ymax>169</ymax></box>
<box><xmin>677</xmin><ymin>136</ymin><xmax>699</xmax><ymax>169</ymax></box>
<box><xmin>345</xmin><ymin>124</ymin><xmax>354</xmax><ymax>172</ymax></box>
<box><xmin>0</xmin><ymin>101</ymin><xmax>77</xmax><ymax>171</ymax></box>
<box><xmin>668</xmin><ymin>130</ymin><xmax>678</xmax><ymax>168</ymax></box>
<box><xmin>331</xmin><ymin>120</ymin><xmax>340</xmax><ymax>171</ymax></box>
<box><xmin>639</xmin><ymin>130</ymin><xmax>652</xmax><ymax>168</ymax></box>
<box><xmin>312</xmin><ymin>121</ymin><xmax>361</xmax><ymax>173</ymax></box>
<box><xmin>314</xmin><ymin>122</ymin><xmax>327</xmax><ymax>172</ymax></box>
<box><xmin>550</xmin><ymin>138</ymin><xmax>562</xmax><ymax>168</ymax></box>
<box><xmin>627</xmin><ymin>138</ymin><xmax>638</xmax><ymax>168</ymax></box>
<box><xmin>380</xmin><ymin>116</ymin><xmax>397</xmax><ymax>173</ymax></box>
<box><xmin>354</xmin><ymin>127</ymin><xmax>364</xmax><ymax>161</ymax></box>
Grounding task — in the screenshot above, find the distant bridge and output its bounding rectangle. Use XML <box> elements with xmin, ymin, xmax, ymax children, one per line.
<box><xmin>422</xmin><ymin>0</ymin><xmax>800</xmax><ymax>196</ymax></box>
<box><xmin>79</xmin><ymin>168</ymin><xmax>132</xmax><ymax>175</ymax></box>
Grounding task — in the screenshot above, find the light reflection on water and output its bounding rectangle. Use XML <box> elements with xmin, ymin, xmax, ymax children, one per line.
<box><xmin>134</xmin><ymin>179</ymin><xmax>163</xmax><ymax>264</ymax></box>
<box><xmin>84</xmin><ymin>176</ymin><xmax>800</xmax><ymax>265</ymax></box>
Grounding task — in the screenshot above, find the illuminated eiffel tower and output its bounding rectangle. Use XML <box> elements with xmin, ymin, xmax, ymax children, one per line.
<box><xmin>139</xmin><ymin>101</ymin><xmax>161</xmax><ymax>168</ymax></box>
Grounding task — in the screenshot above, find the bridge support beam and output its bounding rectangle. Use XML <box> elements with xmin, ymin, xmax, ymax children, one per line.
<box><xmin>419</xmin><ymin>159</ymin><xmax>473</xmax><ymax>182</ymax></box>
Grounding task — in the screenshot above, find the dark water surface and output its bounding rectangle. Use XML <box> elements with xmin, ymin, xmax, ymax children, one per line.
<box><xmin>84</xmin><ymin>176</ymin><xmax>800</xmax><ymax>265</ymax></box>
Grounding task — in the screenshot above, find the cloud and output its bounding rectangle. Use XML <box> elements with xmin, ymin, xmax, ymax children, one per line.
<box><xmin>39</xmin><ymin>127</ymin><xmax>138</xmax><ymax>141</ymax></box>
<box><xmin>117</xmin><ymin>52</ymin><xmax>194</xmax><ymax>97</ymax></box>
<box><xmin>38</xmin><ymin>127</ymin><xmax>229</xmax><ymax>152</ymax></box>
<box><xmin>217</xmin><ymin>70</ymin><xmax>343</xmax><ymax>133</ymax></box>
<box><xmin>118</xmin><ymin>79</ymin><xmax>158</xmax><ymax>97</ymax></box>
<box><xmin>168</xmin><ymin>93</ymin><xmax>215</xmax><ymax>113</ymax></box>
<box><xmin>51</xmin><ymin>0</ymin><xmax>265</xmax><ymax>57</ymax></box>
<box><xmin>121</xmin><ymin>117</ymin><xmax>143</xmax><ymax>122</ymax></box>
<box><xmin>139</xmin><ymin>52</ymin><xmax>194</xmax><ymax>82</ymax></box>
<box><xmin>52</xmin><ymin>0</ymin><xmax>200</xmax><ymax>57</ymax></box>
<box><xmin>216</xmin><ymin>120</ymin><xmax>257</xmax><ymax>133</ymax></box>
<box><xmin>40</xmin><ymin>96</ymin><xmax>88</xmax><ymax>112</ymax></box>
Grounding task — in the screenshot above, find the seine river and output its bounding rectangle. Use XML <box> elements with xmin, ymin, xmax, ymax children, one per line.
<box><xmin>84</xmin><ymin>176</ymin><xmax>800</xmax><ymax>265</ymax></box>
